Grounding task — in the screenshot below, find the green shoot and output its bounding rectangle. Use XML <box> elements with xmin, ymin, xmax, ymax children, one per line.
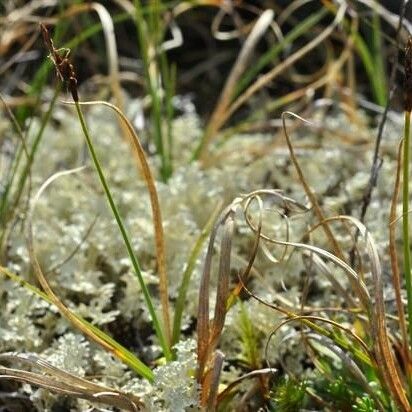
<box><xmin>134</xmin><ymin>0</ymin><xmax>174</xmax><ymax>181</ymax></box>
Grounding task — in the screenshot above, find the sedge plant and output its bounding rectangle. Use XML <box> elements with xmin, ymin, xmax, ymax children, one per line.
<box><xmin>39</xmin><ymin>23</ymin><xmax>172</xmax><ymax>361</ymax></box>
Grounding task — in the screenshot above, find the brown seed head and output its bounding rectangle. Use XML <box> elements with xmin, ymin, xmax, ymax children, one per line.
<box><xmin>40</xmin><ymin>23</ymin><xmax>79</xmax><ymax>102</ymax></box>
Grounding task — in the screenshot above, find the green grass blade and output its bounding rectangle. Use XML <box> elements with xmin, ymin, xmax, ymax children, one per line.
<box><xmin>371</xmin><ymin>12</ymin><xmax>387</xmax><ymax>106</ymax></box>
<box><xmin>161</xmin><ymin>52</ymin><xmax>175</xmax><ymax>179</ymax></box>
<box><xmin>353</xmin><ymin>33</ymin><xmax>386</xmax><ymax>106</ymax></box>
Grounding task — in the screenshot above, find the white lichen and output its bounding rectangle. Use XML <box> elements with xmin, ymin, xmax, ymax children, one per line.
<box><xmin>122</xmin><ymin>339</ymin><xmax>198</xmax><ymax>411</ymax></box>
<box><xmin>1</xmin><ymin>96</ymin><xmax>405</xmax><ymax>410</ymax></box>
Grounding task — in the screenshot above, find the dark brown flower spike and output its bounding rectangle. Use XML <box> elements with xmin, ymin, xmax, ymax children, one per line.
<box><xmin>40</xmin><ymin>23</ymin><xmax>79</xmax><ymax>102</ymax></box>
<box><xmin>404</xmin><ymin>36</ymin><xmax>412</xmax><ymax>112</ymax></box>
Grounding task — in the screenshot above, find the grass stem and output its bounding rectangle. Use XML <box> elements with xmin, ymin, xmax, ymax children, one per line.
<box><xmin>403</xmin><ymin>110</ymin><xmax>412</xmax><ymax>348</ymax></box>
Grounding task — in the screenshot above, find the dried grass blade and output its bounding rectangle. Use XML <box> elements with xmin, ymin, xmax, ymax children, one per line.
<box><xmin>217</xmin><ymin>368</ymin><xmax>274</xmax><ymax>404</ymax></box>
<box><xmin>1</xmin><ymin>264</ymin><xmax>152</xmax><ymax>379</ymax></box>
<box><xmin>197</xmin><ymin>200</ymin><xmax>242</xmax><ymax>379</ymax></box>
<box><xmin>0</xmin><ymin>353</ymin><xmax>143</xmax><ymax>411</ymax></box>
<box><xmin>235</xmin><ymin>245</ymin><xmax>372</xmax><ymax>368</ymax></box>
<box><xmin>0</xmin><ymin>367</ymin><xmax>141</xmax><ymax>411</ymax></box>
<box><xmin>244</xmin><ymin>210</ymin><xmax>370</xmax><ymax>310</ymax></box>
<box><xmin>241</xmin><ymin>195</ymin><xmax>263</xmax><ymax>279</ymax></box>
<box><xmin>0</xmin><ymin>266</ymin><xmax>51</xmax><ymax>303</ymax></box>
<box><xmin>89</xmin><ymin>2</ymin><xmax>125</xmax><ymax>116</ymax></box>
<box><xmin>281</xmin><ymin>111</ymin><xmax>343</xmax><ymax>260</ymax></box>
<box><xmin>45</xmin><ymin>214</ymin><xmax>99</xmax><ymax>274</ymax></box>
<box><xmin>305</xmin><ymin>252</ymin><xmax>356</xmax><ymax>307</ymax></box>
